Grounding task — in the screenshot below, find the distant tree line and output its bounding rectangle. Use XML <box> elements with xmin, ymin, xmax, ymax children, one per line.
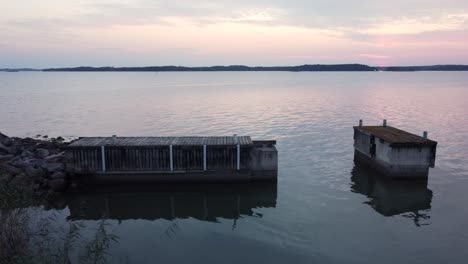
<box><xmin>378</xmin><ymin>65</ymin><xmax>468</xmax><ymax>71</ymax></box>
<box><xmin>3</xmin><ymin>64</ymin><xmax>468</xmax><ymax>72</ymax></box>
<box><xmin>43</xmin><ymin>64</ymin><xmax>376</xmax><ymax>72</ymax></box>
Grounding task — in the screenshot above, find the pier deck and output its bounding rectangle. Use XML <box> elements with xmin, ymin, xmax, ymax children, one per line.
<box><xmin>68</xmin><ymin>136</ymin><xmax>254</xmax><ymax>147</ymax></box>
<box><xmin>354</xmin><ymin>126</ymin><xmax>437</xmax><ymax>147</ymax></box>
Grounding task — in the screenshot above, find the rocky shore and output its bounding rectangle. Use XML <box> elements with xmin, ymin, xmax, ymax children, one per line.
<box><xmin>0</xmin><ymin>132</ymin><xmax>69</xmax><ymax>192</ymax></box>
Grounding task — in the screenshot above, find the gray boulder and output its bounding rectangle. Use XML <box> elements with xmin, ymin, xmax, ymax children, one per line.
<box><xmin>0</xmin><ymin>132</ymin><xmax>8</xmax><ymax>140</ymax></box>
<box><xmin>41</xmin><ymin>162</ymin><xmax>65</xmax><ymax>173</ymax></box>
<box><xmin>20</xmin><ymin>150</ymin><xmax>35</xmax><ymax>159</ymax></box>
<box><xmin>8</xmin><ymin>145</ymin><xmax>23</xmax><ymax>155</ymax></box>
<box><xmin>24</xmin><ymin>158</ymin><xmax>45</xmax><ymax>168</ymax></box>
<box><xmin>24</xmin><ymin>165</ymin><xmax>46</xmax><ymax>179</ymax></box>
<box><xmin>35</xmin><ymin>148</ymin><xmax>50</xmax><ymax>159</ymax></box>
<box><xmin>0</xmin><ymin>154</ymin><xmax>14</xmax><ymax>162</ymax></box>
<box><xmin>44</xmin><ymin>152</ymin><xmax>65</xmax><ymax>163</ymax></box>
<box><xmin>0</xmin><ymin>163</ymin><xmax>21</xmax><ymax>175</ymax></box>
<box><xmin>1</xmin><ymin>138</ymin><xmax>13</xmax><ymax>147</ymax></box>
<box><xmin>0</xmin><ymin>132</ymin><xmax>13</xmax><ymax>146</ymax></box>
<box><xmin>50</xmin><ymin>171</ymin><xmax>66</xmax><ymax>179</ymax></box>
<box><xmin>0</xmin><ymin>142</ymin><xmax>12</xmax><ymax>154</ymax></box>
<box><xmin>10</xmin><ymin>159</ymin><xmax>29</xmax><ymax>168</ymax></box>
<box><xmin>8</xmin><ymin>155</ymin><xmax>21</xmax><ymax>163</ymax></box>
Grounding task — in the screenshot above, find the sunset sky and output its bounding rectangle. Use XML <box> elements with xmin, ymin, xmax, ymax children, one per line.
<box><xmin>1</xmin><ymin>0</ymin><xmax>468</xmax><ymax>68</ymax></box>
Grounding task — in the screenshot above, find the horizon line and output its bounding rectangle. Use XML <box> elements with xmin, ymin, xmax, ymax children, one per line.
<box><xmin>2</xmin><ymin>63</ymin><xmax>468</xmax><ymax>72</ymax></box>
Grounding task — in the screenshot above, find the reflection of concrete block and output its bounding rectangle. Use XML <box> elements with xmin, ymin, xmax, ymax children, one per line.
<box><xmin>351</xmin><ymin>163</ymin><xmax>432</xmax><ymax>220</ymax></box>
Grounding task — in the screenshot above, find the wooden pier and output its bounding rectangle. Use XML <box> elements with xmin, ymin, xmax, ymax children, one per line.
<box><xmin>65</xmin><ymin>135</ymin><xmax>277</xmax><ymax>183</ymax></box>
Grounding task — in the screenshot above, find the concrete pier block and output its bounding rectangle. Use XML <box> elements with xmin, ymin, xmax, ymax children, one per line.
<box><xmin>251</xmin><ymin>141</ymin><xmax>278</xmax><ymax>181</ymax></box>
<box><xmin>353</xmin><ymin>125</ymin><xmax>437</xmax><ymax>179</ymax></box>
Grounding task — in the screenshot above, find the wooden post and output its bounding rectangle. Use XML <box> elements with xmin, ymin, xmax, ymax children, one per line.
<box><xmin>101</xmin><ymin>146</ymin><xmax>106</xmax><ymax>173</ymax></box>
<box><xmin>169</xmin><ymin>145</ymin><xmax>173</xmax><ymax>171</ymax></box>
<box><xmin>203</xmin><ymin>145</ymin><xmax>207</xmax><ymax>171</ymax></box>
<box><xmin>237</xmin><ymin>144</ymin><xmax>240</xmax><ymax>170</ymax></box>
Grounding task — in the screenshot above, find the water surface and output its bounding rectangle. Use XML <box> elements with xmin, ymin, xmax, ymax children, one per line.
<box><xmin>1</xmin><ymin>72</ymin><xmax>468</xmax><ymax>263</ymax></box>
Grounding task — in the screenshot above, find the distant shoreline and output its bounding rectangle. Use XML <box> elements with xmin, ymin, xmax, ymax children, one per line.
<box><xmin>2</xmin><ymin>64</ymin><xmax>468</xmax><ymax>72</ymax></box>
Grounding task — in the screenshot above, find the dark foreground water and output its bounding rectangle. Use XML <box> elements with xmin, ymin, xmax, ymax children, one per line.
<box><xmin>1</xmin><ymin>72</ymin><xmax>468</xmax><ymax>263</ymax></box>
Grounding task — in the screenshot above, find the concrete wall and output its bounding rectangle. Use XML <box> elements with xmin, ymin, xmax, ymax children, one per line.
<box><xmin>373</xmin><ymin>139</ymin><xmax>433</xmax><ymax>167</ymax></box>
<box><xmin>353</xmin><ymin>129</ymin><xmax>371</xmax><ymax>156</ymax></box>
<box><xmin>250</xmin><ymin>146</ymin><xmax>278</xmax><ymax>172</ymax></box>
<box><xmin>74</xmin><ymin>170</ymin><xmax>260</xmax><ymax>183</ymax></box>
<box><xmin>388</xmin><ymin>146</ymin><xmax>434</xmax><ymax>167</ymax></box>
<box><xmin>354</xmin><ymin>150</ymin><xmax>430</xmax><ymax>178</ymax></box>
<box><xmin>250</xmin><ymin>145</ymin><xmax>278</xmax><ymax>181</ymax></box>
<box><xmin>374</xmin><ymin>139</ymin><xmax>392</xmax><ymax>163</ymax></box>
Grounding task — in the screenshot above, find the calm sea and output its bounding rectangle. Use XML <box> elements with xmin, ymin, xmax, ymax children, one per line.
<box><xmin>1</xmin><ymin>71</ymin><xmax>468</xmax><ymax>263</ymax></box>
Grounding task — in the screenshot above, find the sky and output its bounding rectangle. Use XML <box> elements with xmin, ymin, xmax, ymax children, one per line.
<box><xmin>1</xmin><ymin>0</ymin><xmax>468</xmax><ymax>68</ymax></box>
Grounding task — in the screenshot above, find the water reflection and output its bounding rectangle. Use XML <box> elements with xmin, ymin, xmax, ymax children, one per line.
<box><xmin>350</xmin><ymin>162</ymin><xmax>432</xmax><ymax>226</ymax></box>
<box><xmin>66</xmin><ymin>183</ymin><xmax>277</xmax><ymax>223</ymax></box>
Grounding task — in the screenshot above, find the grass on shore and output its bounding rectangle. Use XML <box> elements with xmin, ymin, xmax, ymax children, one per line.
<box><xmin>0</xmin><ymin>175</ymin><xmax>119</xmax><ymax>264</ymax></box>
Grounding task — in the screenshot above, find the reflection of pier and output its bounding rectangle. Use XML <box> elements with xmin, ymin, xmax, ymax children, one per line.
<box><xmin>351</xmin><ymin>160</ymin><xmax>432</xmax><ymax>226</ymax></box>
<box><xmin>66</xmin><ymin>183</ymin><xmax>277</xmax><ymax>222</ymax></box>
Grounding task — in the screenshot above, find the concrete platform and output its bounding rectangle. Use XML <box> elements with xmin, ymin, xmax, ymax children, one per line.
<box><xmin>353</xmin><ymin>121</ymin><xmax>437</xmax><ymax>178</ymax></box>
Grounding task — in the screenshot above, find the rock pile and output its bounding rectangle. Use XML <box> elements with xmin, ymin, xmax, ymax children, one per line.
<box><xmin>0</xmin><ymin>132</ymin><xmax>69</xmax><ymax>192</ymax></box>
